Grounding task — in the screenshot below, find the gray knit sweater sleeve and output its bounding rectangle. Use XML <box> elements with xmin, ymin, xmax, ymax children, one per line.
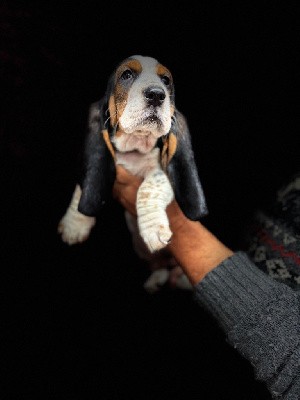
<box><xmin>194</xmin><ymin>251</ymin><xmax>300</xmax><ymax>399</ymax></box>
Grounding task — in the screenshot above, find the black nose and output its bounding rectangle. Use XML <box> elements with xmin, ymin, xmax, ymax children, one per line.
<box><xmin>144</xmin><ymin>86</ymin><xmax>166</xmax><ymax>107</ymax></box>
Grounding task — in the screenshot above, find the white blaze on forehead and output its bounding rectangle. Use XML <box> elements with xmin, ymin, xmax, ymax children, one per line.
<box><xmin>132</xmin><ymin>55</ymin><xmax>158</xmax><ymax>64</ymax></box>
<box><xmin>118</xmin><ymin>55</ymin><xmax>172</xmax><ymax>136</ymax></box>
<box><xmin>131</xmin><ymin>55</ymin><xmax>161</xmax><ymax>86</ymax></box>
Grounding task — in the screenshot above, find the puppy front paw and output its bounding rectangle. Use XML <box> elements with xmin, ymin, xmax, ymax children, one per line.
<box><xmin>58</xmin><ymin>208</ymin><xmax>96</xmax><ymax>245</ymax></box>
<box><xmin>138</xmin><ymin>213</ymin><xmax>172</xmax><ymax>253</ymax></box>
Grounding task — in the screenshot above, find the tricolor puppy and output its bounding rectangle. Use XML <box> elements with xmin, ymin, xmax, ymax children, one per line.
<box><xmin>58</xmin><ymin>55</ymin><xmax>208</xmax><ymax>292</ymax></box>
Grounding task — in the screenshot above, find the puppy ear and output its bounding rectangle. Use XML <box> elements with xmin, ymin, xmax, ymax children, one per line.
<box><xmin>77</xmin><ymin>98</ymin><xmax>116</xmax><ymax>216</ymax></box>
<box><xmin>166</xmin><ymin>110</ymin><xmax>208</xmax><ymax>220</ymax></box>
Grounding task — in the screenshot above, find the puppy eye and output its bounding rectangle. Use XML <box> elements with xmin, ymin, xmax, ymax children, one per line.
<box><xmin>161</xmin><ymin>75</ymin><xmax>170</xmax><ymax>85</ymax></box>
<box><xmin>121</xmin><ymin>69</ymin><xmax>133</xmax><ymax>80</ymax></box>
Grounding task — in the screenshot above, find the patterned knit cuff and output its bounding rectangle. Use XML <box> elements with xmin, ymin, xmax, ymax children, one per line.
<box><xmin>247</xmin><ymin>172</ymin><xmax>300</xmax><ymax>289</ymax></box>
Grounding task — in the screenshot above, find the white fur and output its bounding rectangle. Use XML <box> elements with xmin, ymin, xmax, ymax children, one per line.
<box><xmin>136</xmin><ymin>168</ymin><xmax>174</xmax><ymax>253</ymax></box>
<box><xmin>58</xmin><ymin>149</ymin><xmax>174</xmax><ymax>253</ymax></box>
<box><xmin>116</xmin><ymin>148</ymin><xmax>174</xmax><ymax>253</ymax></box>
<box><xmin>112</xmin><ymin>131</ymin><xmax>158</xmax><ymax>154</ymax></box>
<box><xmin>144</xmin><ymin>266</ymin><xmax>192</xmax><ymax>293</ymax></box>
<box><xmin>58</xmin><ymin>56</ymin><xmax>190</xmax><ymax>290</ymax></box>
<box><xmin>125</xmin><ymin>211</ymin><xmax>193</xmax><ymax>292</ymax></box>
<box><xmin>115</xmin><ymin>147</ymin><xmax>160</xmax><ymax>177</ymax></box>
<box><xmin>118</xmin><ymin>56</ymin><xmax>172</xmax><ymax>136</ymax></box>
<box><xmin>59</xmin><ymin>56</ymin><xmax>173</xmax><ymax>250</ymax></box>
<box><xmin>113</xmin><ymin>56</ymin><xmax>174</xmax><ymax>253</ymax></box>
<box><xmin>143</xmin><ymin>269</ymin><xmax>170</xmax><ymax>293</ymax></box>
<box><xmin>58</xmin><ymin>185</ymin><xmax>96</xmax><ymax>244</ymax></box>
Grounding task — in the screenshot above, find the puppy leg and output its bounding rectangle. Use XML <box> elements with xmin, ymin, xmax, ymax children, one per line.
<box><xmin>137</xmin><ymin>169</ymin><xmax>174</xmax><ymax>253</ymax></box>
<box><xmin>125</xmin><ymin>211</ymin><xmax>171</xmax><ymax>292</ymax></box>
<box><xmin>126</xmin><ymin>211</ymin><xmax>192</xmax><ymax>291</ymax></box>
<box><xmin>58</xmin><ymin>184</ymin><xmax>96</xmax><ymax>245</ymax></box>
<box><xmin>125</xmin><ymin>211</ymin><xmax>152</xmax><ymax>261</ymax></box>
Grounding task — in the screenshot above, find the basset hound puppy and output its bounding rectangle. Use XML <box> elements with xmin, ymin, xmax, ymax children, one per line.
<box><xmin>58</xmin><ymin>55</ymin><xmax>208</xmax><ymax>292</ymax></box>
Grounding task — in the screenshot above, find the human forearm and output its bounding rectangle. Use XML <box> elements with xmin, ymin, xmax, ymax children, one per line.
<box><xmin>194</xmin><ymin>252</ymin><xmax>300</xmax><ymax>399</ymax></box>
<box><xmin>113</xmin><ymin>165</ymin><xmax>233</xmax><ymax>284</ymax></box>
<box><xmin>166</xmin><ymin>201</ymin><xmax>233</xmax><ymax>285</ymax></box>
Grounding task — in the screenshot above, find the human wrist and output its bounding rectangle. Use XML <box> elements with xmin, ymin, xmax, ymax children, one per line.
<box><xmin>166</xmin><ymin>202</ymin><xmax>233</xmax><ymax>285</ymax></box>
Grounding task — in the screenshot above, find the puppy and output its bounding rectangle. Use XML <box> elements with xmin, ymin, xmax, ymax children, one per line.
<box><xmin>58</xmin><ymin>55</ymin><xmax>208</xmax><ymax>292</ymax></box>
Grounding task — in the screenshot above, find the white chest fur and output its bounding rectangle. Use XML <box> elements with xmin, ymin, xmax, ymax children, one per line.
<box><xmin>115</xmin><ymin>147</ymin><xmax>161</xmax><ymax>178</ymax></box>
<box><xmin>114</xmin><ymin>137</ymin><xmax>174</xmax><ymax>253</ymax></box>
<box><xmin>116</xmin><ymin>146</ymin><xmax>174</xmax><ymax>253</ymax></box>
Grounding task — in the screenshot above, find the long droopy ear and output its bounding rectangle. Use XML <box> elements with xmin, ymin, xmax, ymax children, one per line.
<box><xmin>163</xmin><ymin>110</ymin><xmax>208</xmax><ymax>220</ymax></box>
<box><xmin>77</xmin><ymin>95</ymin><xmax>116</xmax><ymax>217</ymax></box>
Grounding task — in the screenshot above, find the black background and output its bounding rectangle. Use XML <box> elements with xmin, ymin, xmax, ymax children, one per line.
<box><xmin>1</xmin><ymin>1</ymin><xmax>299</xmax><ymax>399</ymax></box>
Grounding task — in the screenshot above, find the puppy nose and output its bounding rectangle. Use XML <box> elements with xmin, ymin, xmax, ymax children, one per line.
<box><xmin>144</xmin><ymin>86</ymin><xmax>166</xmax><ymax>107</ymax></box>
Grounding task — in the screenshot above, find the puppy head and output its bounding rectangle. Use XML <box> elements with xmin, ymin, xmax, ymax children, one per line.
<box><xmin>108</xmin><ymin>55</ymin><xmax>175</xmax><ymax>139</ymax></box>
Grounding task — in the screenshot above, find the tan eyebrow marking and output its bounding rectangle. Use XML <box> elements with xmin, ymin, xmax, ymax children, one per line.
<box><xmin>113</xmin><ymin>59</ymin><xmax>142</xmax><ymax>123</ymax></box>
<box><xmin>115</xmin><ymin>59</ymin><xmax>142</xmax><ymax>82</ymax></box>
<box><xmin>123</xmin><ymin>59</ymin><xmax>142</xmax><ymax>73</ymax></box>
<box><xmin>156</xmin><ymin>64</ymin><xmax>171</xmax><ymax>77</ymax></box>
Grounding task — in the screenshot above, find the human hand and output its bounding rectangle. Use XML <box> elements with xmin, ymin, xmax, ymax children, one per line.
<box><xmin>113</xmin><ymin>165</ymin><xmax>142</xmax><ymax>216</ymax></box>
<box><xmin>113</xmin><ymin>165</ymin><xmax>233</xmax><ymax>285</ymax></box>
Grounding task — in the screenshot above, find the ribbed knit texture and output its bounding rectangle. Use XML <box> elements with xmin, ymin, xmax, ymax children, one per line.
<box><xmin>194</xmin><ymin>251</ymin><xmax>300</xmax><ymax>399</ymax></box>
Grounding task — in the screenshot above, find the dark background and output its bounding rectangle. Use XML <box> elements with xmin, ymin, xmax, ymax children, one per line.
<box><xmin>1</xmin><ymin>1</ymin><xmax>299</xmax><ymax>399</ymax></box>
